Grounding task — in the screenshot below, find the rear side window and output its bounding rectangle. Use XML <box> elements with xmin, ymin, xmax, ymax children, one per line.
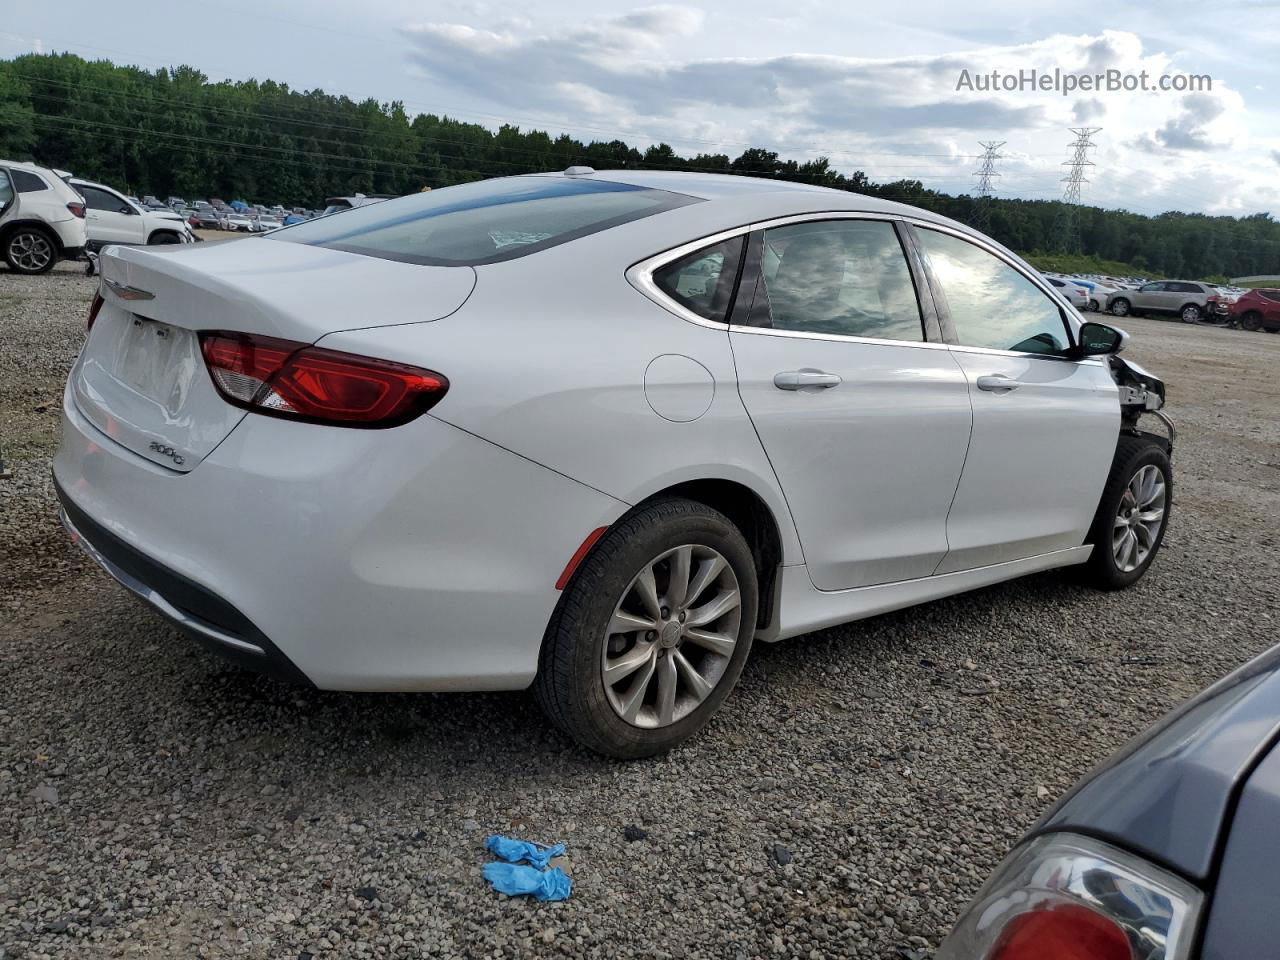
<box><xmin>653</xmin><ymin>237</ymin><xmax>744</xmax><ymax>323</ymax></box>
<box><xmin>11</xmin><ymin>170</ymin><xmax>49</xmax><ymax>193</ymax></box>
<box><xmin>753</xmin><ymin>219</ymin><xmax>924</xmax><ymax>341</ymax></box>
<box><xmin>0</xmin><ymin>170</ymin><xmax>12</xmax><ymax>208</ymax></box>
<box><xmin>916</xmin><ymin>227</ymin><xmax>1071</xmax><ymax>356</ymax></box>
<box><xmin>274</xmin><ymin>177</ymin><xmax>698</xmax><ymax>266</ymax></box>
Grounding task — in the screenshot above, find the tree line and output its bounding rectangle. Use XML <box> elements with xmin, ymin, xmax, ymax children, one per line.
<box><xmin>1</xmin><ymin>52</ymin><xmax>1276</xmax><ymax>281</ymax></box>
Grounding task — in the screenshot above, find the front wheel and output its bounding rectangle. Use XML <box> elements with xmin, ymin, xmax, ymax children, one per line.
<box><xmin>534</xmin><ymin>498</ymin><xmax>758</xmax><ymax>758</ymax></box>
<box><xmin>1110</xmin><ymin>298</ymin><xmax>1130</xmax><ymax>317</ymax></box>
<box><xmin>1080</xmin><ymin>434</ymin><xmax>1172</xmax><ymax>590</ymax></box>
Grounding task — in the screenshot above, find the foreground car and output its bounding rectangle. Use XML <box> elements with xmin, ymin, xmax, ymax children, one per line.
<box><xmin>55</xmin><ymin>169</ymin><xmax>1174</xmax><ymax>757</ymax></box>
<box><xmin>938</xmin><ymin>644</ymin><xmax>1280</xmax><ymax>959</ymax></box>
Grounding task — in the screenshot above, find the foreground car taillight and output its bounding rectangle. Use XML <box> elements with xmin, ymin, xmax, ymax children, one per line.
<box><xmin>937</xmin><ymin>834</ymin><xmax>1201</xmax><ymax>960</ymax></box>
<box><xmin>199</xmin><ymin>331</ymin><xmax>448</xmax><ymax>428</ymax></box>
<box><xmin>86</xmin><ymin>292</ymin><xmax>104</xmax><ymax>331</ymax></box>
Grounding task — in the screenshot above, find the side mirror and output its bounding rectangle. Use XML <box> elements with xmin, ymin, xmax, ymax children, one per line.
<box><xmin>1076</xmin><ymin>321</ymin><xmax>1128</xmax><ymax>357</ymax></box>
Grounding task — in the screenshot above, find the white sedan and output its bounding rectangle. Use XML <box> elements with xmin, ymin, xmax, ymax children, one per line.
<box><xmin>54</xmin><ymin>169</ymin><xmax>1174</xmax><ymax>757</ymax></box>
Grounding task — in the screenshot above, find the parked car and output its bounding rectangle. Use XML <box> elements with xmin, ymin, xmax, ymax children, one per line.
<box><xmin>1044</xmin><ymin>276</ymin><xmax>1090</xmax><ymax>311</ymax></box>
<box><xmin>71</xmin><ymin>177</ymin><xmax>194</xmax><ymax>250</ymax></box>
<box><xmin>1069</xmin><ymin>277</ymin><xmax>1119</xmax><ymax>312</ymax></box>
<box><xmin>0</xmin><ymin>159</ymin><xmax>87</xmax><ymax>274</ymax></box>
<box><xmin>1227</xmin><ymin>288</ymin><xmax>1280</xmax><ymax>332</ymax></box>
<box><xmin>938</xmin><ymin>642</ymin><xmax>1280</xmax><ymax>959</ymax></box>
<box><xmin>54</xmin><ymin>169</ymin><xmax>1174</xmax><ymax>757</ymax></box>
<box><xmin>221</xmin><ymin>211</ymin><xmax>254</xmax><ymax>232</ymax></box>
<box><xmin>282</xmin><ymin>213</ymin><xmax>308</xmax><ymax>226</ymax></box>
<box><xmin>255</xmin><ymin>215</ymin><xmax>283</xmax><ymax>232</ymax></box>
<box><xmin>1107</xmin><ymin>280</ymin><xmax>1218</xmax><ymax>322</ymax></box>
<box><xmin>191</xmin><ymin>209</ymin><xmax>221</xmax><ymax>230</ymax></box>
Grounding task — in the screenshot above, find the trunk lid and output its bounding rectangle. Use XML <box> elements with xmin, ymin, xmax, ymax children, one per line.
<box><xmin>73</xmin><ymin>239</ymin><xmax>475</xmax><ymax>472</ymax></box>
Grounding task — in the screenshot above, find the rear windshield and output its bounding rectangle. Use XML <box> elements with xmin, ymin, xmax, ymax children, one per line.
<box><xmin>272</xmin><ymin>176</ymin><xmax>699</xmax><ymax>266</ymax></box>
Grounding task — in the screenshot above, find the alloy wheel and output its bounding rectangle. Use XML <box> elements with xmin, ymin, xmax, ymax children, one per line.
<box><xmin>1111</xmin><ymin>300</ymin><xmax>1129</xmax><ymax>316</ymax></box>
<box><xmin>9</xmin><ymin>232</ymin><xmax>53</xmax><ymax>272</ymax></box>
<box><xmin>1113</xmin><ymin>464</ymin><xmax>1167</xmax><ymax>573</ymax></box>
<box><xmin>1181</xmin><ymin>305</ymin><xmax>1201</xmax><ymax>323</ymax></box>
<box><xmin>601</xmin><ymin>544</ymin><xmax>741</xmax><ymax>729</ymax></box>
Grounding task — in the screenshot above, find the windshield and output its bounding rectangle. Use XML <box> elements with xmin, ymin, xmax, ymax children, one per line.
<box><xmin>273</xmin><ymin>176</ymin><xmax>698</xmax><ymax>266</ymax></box>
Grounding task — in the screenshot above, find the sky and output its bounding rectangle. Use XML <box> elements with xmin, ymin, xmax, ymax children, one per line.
<box><xmin>4</xmin><ymin>0</ymin><xmax>1280</xmax><ymax>217</ymax></box>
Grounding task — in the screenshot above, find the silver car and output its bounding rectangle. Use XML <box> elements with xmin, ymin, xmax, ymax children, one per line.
<box><xmin>1107</xmin><ymin>280</ymin><xmax>1216</xmax><ymax>322</ymax></box>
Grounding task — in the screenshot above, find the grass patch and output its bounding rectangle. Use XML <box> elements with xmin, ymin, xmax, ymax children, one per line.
<box><xmin>1020</xmin><ymin>252</ymin><xmax>1230</xmax><ymax>285</ymax></box>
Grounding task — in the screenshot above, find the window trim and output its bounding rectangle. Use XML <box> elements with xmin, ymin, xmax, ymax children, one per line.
<box><xmin>905</xmin><ymin>221</ymin><xmax>1084</xmax><ymax>362</ymax></box>
<box><xmin>627</xmin><ymin>211</ymin><xmax>948</xmax><ymax>348</ymax></box>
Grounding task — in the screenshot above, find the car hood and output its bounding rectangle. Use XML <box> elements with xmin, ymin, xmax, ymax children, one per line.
<box><xmin>1031</xmin><ymin>644</ymin><xmax>1280</xmax><ymax>881</ymax></box>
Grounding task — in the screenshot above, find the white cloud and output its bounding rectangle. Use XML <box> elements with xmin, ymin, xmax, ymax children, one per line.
<box><xmin>399</xmin><ymin>9</ymin><xmax>1265</xmax><ymax>215</ymax></box>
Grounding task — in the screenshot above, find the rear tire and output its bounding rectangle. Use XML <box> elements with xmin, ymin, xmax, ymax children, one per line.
<box><xmin>1110</xmin><ymin>298</ymin><xmax>1130</xmax><ymax>317</ymax></box>
<box><xmin>534</xmin><ymin>498</ymin><xmax>758</xmax><ymax>759</ymax></box>
<box><xmin>1080</xmin><ymin>434</ymin><xmax>1172</xmax><ymax>590</ymax></box>
<box><xmin>4</xmin><ymin>226</ymin><xmax>57</xmax><ymax>275</ymax></box>
<box><xmin>1241</xmin><ymin>311</ymin><xmax>1263</xmax><ymax>332</ymax></box>
<box><xmin>1180</xmin><ymin>304</ymin><xmax>1202</xmax><ymax>323</ymax></box>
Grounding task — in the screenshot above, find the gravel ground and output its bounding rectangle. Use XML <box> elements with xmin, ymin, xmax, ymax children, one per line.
<box><xmin>2</xmin><ymin>262</ymin><xmax>1279</xmax><ymax>959</ymax></box>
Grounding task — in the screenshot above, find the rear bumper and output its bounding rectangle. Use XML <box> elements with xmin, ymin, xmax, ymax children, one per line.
<box><xmin>58</xmin><ymin>484</ymin><xmax>313</xmax><ymax>685</ymax></box>
<box><xmin>53</xmin><ymin>378</ymin><xmax>627</xmax><ymax>691</ymax></box>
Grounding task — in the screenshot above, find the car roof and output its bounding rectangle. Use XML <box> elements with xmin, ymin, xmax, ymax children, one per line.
<box><xmin>0</xmin><ymin>158</ymin><xmax>58</xmax><ymax>172</ymax></box>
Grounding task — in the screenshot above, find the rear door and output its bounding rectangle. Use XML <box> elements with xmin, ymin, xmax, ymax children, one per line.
<box><xmin>911</xmin><ymin>225</ymin><xmax>1118</xmax><ymax>571</ymax></box>
<box><xmin>729</xmin><ymin>216</ymin><xmax>972</xmax><ymax>590</ymax></box>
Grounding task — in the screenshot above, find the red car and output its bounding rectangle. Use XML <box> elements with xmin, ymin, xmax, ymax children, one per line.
<box><xmin>1229</xmin><ymin>289</ymin><xmax>1280</xmax><ymax>332</ymax></box>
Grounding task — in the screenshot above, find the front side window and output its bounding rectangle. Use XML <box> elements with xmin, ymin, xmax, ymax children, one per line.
<box><xmin>916</xmin><ymin>228</ymin><xmax>1071</xmax><ymax>356</ymax></box>
<box><xmin>80</xmin><ymin>186</ymin><xmax>128</xmax><ymax>213</ymax></box>
<box><xmin>652</xmin><ymin>236</ymin><xmax>744</xmax><ymax>323</ymax></box>
<box><xmin>752</xmin><ymin>219</ymin><xmax>923</xmax><ymax>341</ymax></box>
<box><xmin>11</xmin><ymin>169</ymin><xmax>49</xmax><ymax>193</ymax></box>
<box><xmin>274</xmin><ymin>176</ymin><xmax>698</xmax><ymax>266</ymax></box>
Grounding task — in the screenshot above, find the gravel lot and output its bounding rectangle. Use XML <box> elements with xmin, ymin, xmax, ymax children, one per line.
<box><xmin>2</xmin><ymin>261</ymin><xmax>1278</xmax><ymax>959</ymax></box>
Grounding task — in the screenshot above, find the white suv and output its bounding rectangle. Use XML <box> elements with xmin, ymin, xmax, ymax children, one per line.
<box><xmin>70</xmin><ymin>177</ymin><xmax>195</xmax><ymax>251</ymax></box>
<box><xmin>0</xmin><ymin>160</ymin><xmax>88</xmax><ymax>274</ymax></box>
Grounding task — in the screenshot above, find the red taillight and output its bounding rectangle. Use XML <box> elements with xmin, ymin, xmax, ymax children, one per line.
<box><xmin>989</xmin><ymin>904</ymin><xmax>1133</xmax><ymax>960</ymax></box>
<box><xmin>86</xmin><ymin>292</ymin><xmax>104</xmax><ymax>331</ymax></box>
<box><xmin>198</xmin><ymin>331</ymin><xmax>448</xmax><ymax>428</ymax></box>
<box><xmin>67</xmin><ymin>201</ymin><xmax>86</xmax><ymax>219</ymax></box>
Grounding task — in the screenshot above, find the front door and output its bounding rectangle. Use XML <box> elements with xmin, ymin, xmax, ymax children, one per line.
<box><xmin>730</xmin><ymin>217</ymin><xmax>972</xmax><ymax>590</ymax></box>
<box><xmin>80</xmin><ymin>185</ymin><xmax>145</xmax><ymax>246</ymax></box>
<box><xmin>911</xmin><ymin>226</ymin><xmax>1120</xmax><ymax>572</ymax></box>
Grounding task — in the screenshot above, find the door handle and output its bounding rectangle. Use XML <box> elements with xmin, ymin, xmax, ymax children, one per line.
<box><xmin>976</xmin><ymin>374</ymin><xmax>1021</xmax><ymax>392</ymax></box>
<box><xmin>774</xmin><ymin>370</ymin><xmax>842</xmax><ymax>390</ymax></box>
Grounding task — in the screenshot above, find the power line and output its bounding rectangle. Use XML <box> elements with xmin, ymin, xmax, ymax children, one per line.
<box><xmin>1057</xmin><ymin>127</ymin><xmax>1101</xmax><ymax>253</ymax></box>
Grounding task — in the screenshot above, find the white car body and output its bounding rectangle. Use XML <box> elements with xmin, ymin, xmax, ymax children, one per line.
<box><xmin>0</xmin><ymin>159</ymin><xmax>88</xmax><ymax>272</ymax></box>
<box><xmin>70</xmin><ymin>178</ymin><xmax>194</xmax><ymax>250</ymax></box>
<box><xmin>54</xmin><ymin>170</ymin><xmax>1156</xmax><ymax>751</ymax></box>
<box><xmin>222</xmin><ymin>213</ymin><xmax>253</xmax><ymax>232</ymax></box>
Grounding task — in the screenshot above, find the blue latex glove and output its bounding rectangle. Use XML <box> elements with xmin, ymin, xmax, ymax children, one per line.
<box><xmin>482</xmin><ymin>862</ymin><xmax>572</xmax><ymax>902</ymax></box>
<box><xmin>485</xmin><ymin>834</ymin><xmax>566</xmax><ymax>870</ymax></box>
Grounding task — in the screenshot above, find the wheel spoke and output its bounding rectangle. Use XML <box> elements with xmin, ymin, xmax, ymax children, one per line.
<box><xmin>604</xmin><ymin>642</ymin><xmax>656</xmax><ymax>686</ymax></box>
<box><xmin>608</xmin><ymin>608</ymin><xmax>657</xmax><ymax>636</ymax></box>
<box><xmin>686</xmin><ymin>588</ymin><xmax>740</xmax><ymax>628</ymax></box>
<box><xmin>666</xmin><ymin>546</ymin><xmax>692</xmax><ymax>610</ymax></box>
<box><xmin>673</xmin><ymin>650</ymin><xmax>714</xmax><ymax>702</ymax></box>
<box><xmin>1138</xmin><ymin>507</ymin><xmax>1165</xmax><ymax>525</ymax></box>
<box><xmin>633</xmin><ymin>563</ymin><xmax>663</xmax><ymax>621</ymax></box>
<box><xmin>1133</xmin><ymin>521</ymin><xmax>1154</xmax><ymax>551</ymax></box>
<box><xmin>618</xmin><ymin>650</ymin><xmax>658</xmax><ymax>723</ymax></box>
<box><xmin>655</xmin><ymin>653</ymin><xmax>678</xmax><ymax>726</ymax></box>
<box><xmin>1117</xmin><ymin>530</ymin><xmax>1136</xmax><ymax>569</ymax></box>
<box><xmin>684</xmin><ymin>555</ymin><xmax>726</xmax><ymax>609</ymax></box>
<box><xmin>682</xmin><ymin>627</ymin><xmax>736</xmax><ymax>658</ymax></box>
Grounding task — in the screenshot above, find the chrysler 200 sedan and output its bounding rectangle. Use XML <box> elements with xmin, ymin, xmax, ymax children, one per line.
<box><xmin>54</xmin><ymin>169</ymin><xmax>1174</xmax><ymax>757</ymax></box>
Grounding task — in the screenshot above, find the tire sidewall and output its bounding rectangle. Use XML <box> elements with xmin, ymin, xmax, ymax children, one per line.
<box><xmin>556</xmin><ymin>503</ymin><xmax>758</xmax><ymax>757</ymax></box>
<box><xmin>1090</xmin><ymin>443</ymin><xmax>1172</xmax><ymax>588</ymax></box>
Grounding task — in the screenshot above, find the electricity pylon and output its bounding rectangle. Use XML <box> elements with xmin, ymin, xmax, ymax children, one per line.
<box><xmin>971</xmin><ymin>140</ymin><xmax>1005</xmax><ymax>234</ymax></box>
<box><xmin>1057</xmin><ymin>127</ymin><xmax>1101</xmax><ymax>253</ymax></box>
